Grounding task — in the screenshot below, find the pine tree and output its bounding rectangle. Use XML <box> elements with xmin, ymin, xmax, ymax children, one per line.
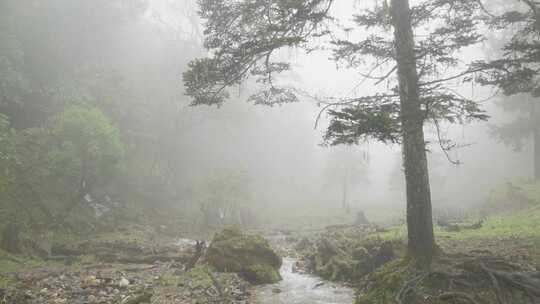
<box><xmin>183</xmin><ymin>0</ymin><xmax>489</xmax><ymax>265</ymax></box>
<box><xmin>475</xmin><ymin>0</ymin><xmax>540</xmax><ymax>179</ymax></box>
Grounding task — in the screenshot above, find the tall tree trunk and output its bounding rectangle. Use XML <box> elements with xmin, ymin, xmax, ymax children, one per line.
<box><xmin>391</xmin><ymin>0</ymin><xmax>436</xmax><ymax>266</ymax></box>
<box><xmin>532</xmin><ymin>101</ymin><xmax>540</xmax><ymax>180</ymax></box>
<box><xmin>342</xmin><ymin>168</ymin><xmax>349</xmax><ymax>211</ymax></box>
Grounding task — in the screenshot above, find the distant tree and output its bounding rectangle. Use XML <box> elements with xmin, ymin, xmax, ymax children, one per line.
<box><xmin>49</xmin><ymin>105</ymin><xmax>124</xmax><ymax>215</ymax></box>
<box><xmin>475</xmin><ymin>1</ymin><xmax>540</xmax><ymax>179</ymax></box>
<box><xmin>0</xmin><ymin>0</ymin><xmax>148</xmax><ymax>128</ymax></box>
<box><xmin>183</xmin><ymin>0</ymin><xmax>489</xmax><ymax>265</ymax></box>
<box><xmin>197</xmin><ymin>169</ymin><xmax>253</xmax><ymax>230</ymax></box>
<box><xmin>0</xmin><ymin>105</ymin><xmax>123</xmax><ymax>230</ymax></box>
<box><xmin>323</xmin><ymin>147</ymin><xmax>368</xmax><ymax>211</ymax></box>
<box><xmin>0</xmin><ymin>114</ymin><xmax>15</xmax><ymax>192</ymax></box>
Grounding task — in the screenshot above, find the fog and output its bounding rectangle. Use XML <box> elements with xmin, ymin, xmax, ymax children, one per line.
<box><xmin>166</xmin><ymin>1</ymin><xmax>531</xmax><ymax>218</ymax></box>
<box><xmin>0</xmin><ymin>0</ymin><xmax>533</xmax><ymax>232</ymax></box>
<box><xmin>3</xmin><ymin>1</ymin><xmax>540</xmax><ymax>302</ymax></box>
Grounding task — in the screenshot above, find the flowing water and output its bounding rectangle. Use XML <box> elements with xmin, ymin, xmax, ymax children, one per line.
<box><xmin>253</xmin><ymin>258</ymin><xmax>355</xmax><ymax>304</ymax></box>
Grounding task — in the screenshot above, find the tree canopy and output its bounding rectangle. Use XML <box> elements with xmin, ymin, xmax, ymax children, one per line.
<box><xmin>184</xmin><ymin>0</ymin><xmax>489</xmax><ymax>148</ymax></box>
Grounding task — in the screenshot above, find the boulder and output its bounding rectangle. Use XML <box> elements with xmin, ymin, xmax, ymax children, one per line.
<box><xmin>206</xmin><ymin>227</ymin><xmax>282</xmax><ymax>284</ymax></box>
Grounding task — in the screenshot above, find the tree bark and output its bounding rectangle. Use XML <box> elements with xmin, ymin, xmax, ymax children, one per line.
<box><xmin>390</xmin><ymin>0</ymin><xmax>436</xmax><ymax>266</ymax></box>
<box><xmin>532</xmin><ymin>102</ymin><xmax>540</xmax><ymax>180</ymax></box>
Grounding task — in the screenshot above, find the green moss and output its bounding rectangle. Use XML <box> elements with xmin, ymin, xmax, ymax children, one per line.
<box><xmin>212</xmin><ymin>226</ymin><xmax>243</xmax><ymax>242</ymax></box>
<box><xmin>243</xmin><ymin>263</ymin><xmax>282</xmax><ymax>284</ymax></box>
<box><xmin>173</xmin><ymin>264</ymin><xmax>214</xmax><ymax>287</ymax></box>
<box><xmin>206</xmin><ymin>227</ymin><xmax>282</xmax><ymax>284</ymax></box>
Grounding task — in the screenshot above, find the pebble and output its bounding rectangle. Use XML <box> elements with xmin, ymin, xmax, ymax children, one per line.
<box><xmin>118</xmin><ymin>277</ymin><xmax>130</xmax><ymax>287</ymax></box>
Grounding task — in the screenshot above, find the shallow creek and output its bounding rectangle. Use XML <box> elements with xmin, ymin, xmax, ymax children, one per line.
<box><xmin>253</xmin><ymin>258</ymin><xmax>355</xmax><ymax>304</ymax></box>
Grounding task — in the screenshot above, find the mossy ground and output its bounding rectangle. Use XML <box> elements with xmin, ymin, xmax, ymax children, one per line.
<box><xmin>0</xmin><ymin>248</ymin><xmax>57</xmax><ymax>289</ymax></box>
<box><xmin>355</xmin><ymin>209</ymin><xmax>540</xmax><ymax>304</ymax></box>
<box><xmin>372</xmin><ymin>213</ymin><xmax>540</xmax><ymax>239</ymax></box>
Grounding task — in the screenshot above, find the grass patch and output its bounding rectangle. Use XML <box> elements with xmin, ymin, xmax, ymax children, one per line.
<box><xmin>438</xmin><ymin>213</ymin><xmax>540</xmax><ymax>240</ymax></box>
<box><xmin>158</xmin><ymin>263</ymin><xmax>230</xmax><ymax>287</ymax></box>
<box><xmin>367</xmin><ymin>211</ymin><xmax>540</xmax><ymax>242</ymax></box>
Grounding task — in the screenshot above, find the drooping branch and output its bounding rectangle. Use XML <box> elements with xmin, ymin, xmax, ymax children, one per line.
<box><xmin>184</xmin><ymin>0</ymin><xmax>334</xmax><ymax>106</ymax></box>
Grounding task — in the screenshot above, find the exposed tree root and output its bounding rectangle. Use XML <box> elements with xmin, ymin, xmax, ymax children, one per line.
<box><xmin>482</xmin><ymin>263</ymin><xmax>505</xmax><ymax>304</ymax></box>
<box><xmin>393</xmin><ymin>256</ymin><xmax>540</xmax><ymax>304</ymax></box>
<box><xmin>120</xmin><ymin>291</ymin><xmax>152</xmax><ymax>304</ymax></box>
<box><xmin>396</xmin><ymin>273</ymin><xmax>427</xmax><ymax>304</ymax></box>
<box><xmin>439</xmin><ymin>291</ymin><xmax>480</xmax><ymax>304</ymax></box>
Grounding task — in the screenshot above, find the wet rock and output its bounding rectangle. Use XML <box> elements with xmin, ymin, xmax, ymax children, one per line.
<box><xmin>206</xmin><ymin>227</ymin><xmax>282</xmax><ymax>284</ymax></box>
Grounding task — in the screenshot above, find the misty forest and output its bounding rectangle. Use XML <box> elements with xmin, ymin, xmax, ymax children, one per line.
<box><xmin>1</xmin><ymin>0</ymin><xmax>540</xmax><ymax>303</ymax></box>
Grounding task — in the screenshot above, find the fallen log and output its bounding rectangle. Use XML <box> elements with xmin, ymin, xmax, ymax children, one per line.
<box><xmin>108</xmin><ymin>254</ymin><xmax>189</xmax><ymax>264</ymax></box>
<box><xmin>437</xmin><ymin>219</ymin><xmax>484</xmax><ymax>232</ymax></box>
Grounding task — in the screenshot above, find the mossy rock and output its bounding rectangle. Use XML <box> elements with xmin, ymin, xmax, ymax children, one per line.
<box><xmin>206</xmin><ymin>227</ymin><xmax>282</xmax><ymax>284</ymax></box>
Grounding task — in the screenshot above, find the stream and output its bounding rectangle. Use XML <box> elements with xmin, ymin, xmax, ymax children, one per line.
<box><xmin>253</xmin><ymin>258</ymin><xmax>355</xmax><ymax>304</ymax></box>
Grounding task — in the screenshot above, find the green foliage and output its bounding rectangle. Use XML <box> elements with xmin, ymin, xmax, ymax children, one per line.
<box><xmin>0</xmin><ymin>114</ymin><xmax>15</xmax><ymax>192</ymax></box>
<box><xmin>185</xmin><ymin>0</ymin><xmax>489</xmax><ymax>145</ymax></box>
<box><xmin>0</xmin><ymin>10</ymin><xmax>30</xmax><ymax>109</ymax></box>
<box><xmin>0</xmin><ymin>105</ymin><xmax>124</xmax><ymax>233</ymax></box>
<box><xmin>473</xmin><ymin>1</ymin><xmax>540</xmax><ymax>149</ymax></box>
<box><xmin>476</xmin><ymin>1</ymin><xmax>540</xmax><ymax>97</ymax></box>
<box><xmin>196</xmin><ymin>169</ymin><xmax>254</xmax><ymax>229</ymax></box>
<box><xmin>50</xmin><ymin>105</ymin><xmax>124</xmax><ymax>183</ymax></box>
<box><xmin>184</xmin><ymin>0</ymin><xmax>332</xmax><ymax>106</ymax></box>
<box><xmin>326</xmin><ymin>0</ymin><xmax>490</xmax><ymax>144</ymax></box>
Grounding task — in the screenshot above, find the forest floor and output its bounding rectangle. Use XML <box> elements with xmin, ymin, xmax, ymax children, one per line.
<box><xmin>0</xmin><ymin>227</ymin><xmax>252</xmax><ymax>304</ymax></box>
<box><xmin>356</xmin><ymin>208</ymin><xmax>540</xmax><ymax>303</ymax></box>
<box><xmin>0</xmin><ymin>209</ymin><xmax>539</xmax><ymax>304</ymax></box>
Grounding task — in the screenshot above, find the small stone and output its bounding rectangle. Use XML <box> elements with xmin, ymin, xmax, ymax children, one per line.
<box><xmin>84</xmin><ymin>276</ymin><xmax>99</xmax><ymax>286</ymax></box>
<box><xmin>87</xmin><ymin>295</ymin><xmax>97</xmax><ymax>303</ymax></box>
<box><xmin>118</xmin><ymin>277</ymin><xmax>130</xmax><ymax>287</ymax></box>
